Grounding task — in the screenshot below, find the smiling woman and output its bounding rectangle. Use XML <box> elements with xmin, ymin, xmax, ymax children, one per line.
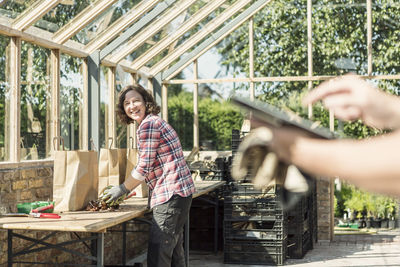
<box><xmin>104</xmin><ymin>83</ymin><xmax>195</xmax><ymax>267</ymax></box>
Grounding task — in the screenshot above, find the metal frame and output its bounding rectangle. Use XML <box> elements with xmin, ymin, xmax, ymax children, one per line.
<box><xmin>12</xmin><ymin>0</ymin><xmax>61</xmax><ymax>31</ymax></box>
<box><xmin>161</xmin><ymin>0</ymin><xmax>273</xmax><ymax>80</ymax></box>
<box><xmin>131</xmin><ymin>0</ymin><xmax>226</xmax><ymax>71</ymax></box>
<box><xmin>7</xmin><ymin>230</ymin><xmax>104</xmax><ymax>267</ymax></box>
<box><xmin>149</xmin><ymin>0</ymin><xmax>254</xmax><ymax>77</ymax></box>
<box><xmin>106</xmin><ymin>0</ymin><xmax>198</xmax><ymax>64</ymax></box>
<box><xmin>52</xmin><ymin>0</ymin><xmax>118</xmax><ymax>44</ymax></box>
<box><xmin>84</xmin><ymin>0</ymin><xmax>162</xmax><ymax>54</ymax></box>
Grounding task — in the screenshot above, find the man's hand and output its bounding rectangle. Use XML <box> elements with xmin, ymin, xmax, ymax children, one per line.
<box><xmin>101</xmin><ymin>184</ymin><xmax>129</xmax><ymax>204</ymax></box>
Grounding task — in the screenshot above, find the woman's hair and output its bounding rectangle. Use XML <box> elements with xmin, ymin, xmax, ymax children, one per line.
<box><xmin>116</xmin><ymin>84</ymin><xmax>161</xmax><ymax>125</ymax></box>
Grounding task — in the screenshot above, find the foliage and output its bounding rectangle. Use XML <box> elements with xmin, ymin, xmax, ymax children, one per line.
<box><xmin>168</xmin><ymin>91</ymin><xmax>243</xmax><ymax>151</ymax></box>
<box><xmin>338</xmin><ymin>182</ymin><xmax>399</xmax><ymax>220</ymax></box>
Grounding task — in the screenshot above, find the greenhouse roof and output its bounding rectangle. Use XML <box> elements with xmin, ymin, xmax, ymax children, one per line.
<box><xmin>0</xmin><ymin>0</ymin><xmax>270</xmax><ymax>80</ymax></box>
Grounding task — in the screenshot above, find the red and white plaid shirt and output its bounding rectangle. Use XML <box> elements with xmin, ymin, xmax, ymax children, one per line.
<box><xmin>131</xmin><ymin>114</ymin><xmax>195</xmax><ymax>208</ymax></box>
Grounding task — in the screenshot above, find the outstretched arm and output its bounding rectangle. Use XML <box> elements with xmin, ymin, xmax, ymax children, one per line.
<box><xmin>270</xmin><ymin>126</ymin><xmax>400</xmax><ymax>197</ymax></box>
<box><xmin>303</xmin><ymin>74</ymin><xmax>400</xmax><ymax>130</ymax></box>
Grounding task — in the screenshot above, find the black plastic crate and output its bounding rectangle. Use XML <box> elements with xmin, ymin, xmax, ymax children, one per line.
<box><xmin>224</xmin><ymin>240</ymin><xmax>286</xmax><ymax>265</ymax></box>
<box><xmin>225</xmin><ymin>199</ymin><xmax>283</xmax><ymax>220</ymax></box>
<box><xmin>224</xmin><ymin>220</ymin><xmax>287</xmax><ymax>241</ymax></box>
<box><xmin>287</xmin><ymin>229</ymin><xmax>312</xmax><ymax>259</ymax></box>
<box><xmin>224</xmin><ymin>183</ymin><xmax>277</xmax><ymax>202</ymax></box>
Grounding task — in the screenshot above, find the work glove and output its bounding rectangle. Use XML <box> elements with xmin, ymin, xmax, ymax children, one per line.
<box><xmin>231</xmin><ymin>127</ymin><xmax>277</xmax><ymax>188</ymax></box>
<box><xmin>231</xmin><ymin>127</ymin><xmax>312</xmax><ymax>210</ymax></box>
<box><xmin>100</xmin><ymin>184</ymin><xmax>129</xmax><ymax>205</ymax></box>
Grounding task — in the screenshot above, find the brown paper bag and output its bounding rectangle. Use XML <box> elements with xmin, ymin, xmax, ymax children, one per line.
<box><xmin>53</xmin><ymin>137</ymin><xmax>99</xmax><ymax>211</ymax></box>
<box><xmin>125</xmin><ymin>137</ymin><xmax>148</xmax><ymax>198</ymax></box>
<box><xmin>98</xmin><ymin>138</ymin><xmax>127</xmax><ymax>193</ymax></box>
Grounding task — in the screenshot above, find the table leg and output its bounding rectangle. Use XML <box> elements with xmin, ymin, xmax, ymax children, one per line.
<box><xmin>122</xmin><ymin>222</ymin><xmax>127</xmax><ymax>266</ymax></box>
<box><xmin>185</xmin><ymin>215</ymin><xmax>189</xmax><ymax>267</ymax></box>
<box><xmin>8</xmin><ymin>229</ymin><xmax>12</xmax><ymax>267</ymax></box>
<box><xmin>97</xmin><ymin>233</ymin><xmax>104</xmax><ymax>267</ymax></box>
<box><xmin>214</xmin><ymin>195</ymin><xmax>218</xmax><ymax>254</ymax></box>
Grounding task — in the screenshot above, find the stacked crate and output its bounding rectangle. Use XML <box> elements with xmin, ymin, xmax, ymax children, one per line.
<box><xmin>223</xmin><ymin>183</ymin><xmax>287</xmax><ymax>265</ymax></box>
<box><xmin>286</xmin><ymin>180</ymin><xmax>316</xmax><ymax>258</ymax></box>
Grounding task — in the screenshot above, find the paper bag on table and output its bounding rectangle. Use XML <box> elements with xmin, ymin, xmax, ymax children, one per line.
<box><xmin>126</xmin><ymin>137</ymin><xmax>148</xmax><ymax>198</ymax></box>
<box><xmin>98</xmin><ymin>138</ymin><xmax>127</xmax><ymax>193</ymax></box>
<box><xmin>53</xmin><ymin>137</ymin><xmax>98</xmax><ymax>211</ymax></box>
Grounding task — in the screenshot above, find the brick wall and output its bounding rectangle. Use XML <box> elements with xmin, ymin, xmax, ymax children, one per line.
<box><xmin>316</xmin><ymin>177</ymin><xmax>334</xmax><ymax>241</ymax></box>
<box><xmin>0</xmin><ymin>164</ymin><xmax>149</xmax><ymax>265</ymax></box>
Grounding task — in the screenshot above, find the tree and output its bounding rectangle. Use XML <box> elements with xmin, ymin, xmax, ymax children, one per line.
<box><xmin>217</xmin><ymin>0</ymin><xmax>399</xmax><ymax>138</ymax></box>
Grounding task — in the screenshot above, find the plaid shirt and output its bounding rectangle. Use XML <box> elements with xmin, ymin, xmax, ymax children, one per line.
<box><xmin>132</xmin><ymin>114</ymin><xmax>195</xmax><ymax>208</ymax></box>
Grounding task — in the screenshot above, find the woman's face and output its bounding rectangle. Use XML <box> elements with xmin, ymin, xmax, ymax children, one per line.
<box><xmin>123</xmin><ymin>90</ymin><xmax>146</xmax><ymax>124</ymax></box>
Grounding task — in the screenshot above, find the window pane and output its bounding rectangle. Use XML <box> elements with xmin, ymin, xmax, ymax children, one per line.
<box><xmin>20</xmin><ymin>42</ymin><xmax>50</xmax><ymax>160</ymax></box>
<box><xmin>60</xmin><ymin>54</ymin><xmax>83</xmax><ymax>150</ymax></box>
<box><xmin>115</xmin><ymin>68</ymin><xmax>128</xmax><ymax>148</ymax></box>
<box><xmin>34</xmin><ymin>1</ymin><xmax>96</xmax><ymax>33</ymax></box>
<box><xmin>0</xmin><ymin>0</ymin><xmax>36</xmax><ymax>20</ymax></box>
<box><xmin>74</xmin><ymin>0</ymin><xmax>142</xmax><ymax>45</ymax></box>
<box><xmin>100</xmin><ymin>66</ymin><xmax>109</xmax><ymax>149</ymax></box>
<box><xmin>0</xmin><ymin>35</ymin><xmax>10</xmax><ymax>162</ymax></box>
<box><xmin>168</xmin><ymin>84</ymin><xmax>193</xmax><ymax>151</ymax></box>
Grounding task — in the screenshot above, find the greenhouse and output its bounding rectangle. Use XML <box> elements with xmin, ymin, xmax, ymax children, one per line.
<box><xmin>0</xmin><ymin>0</ymin><xmax>399</xmax><ymax>266</ymax></box>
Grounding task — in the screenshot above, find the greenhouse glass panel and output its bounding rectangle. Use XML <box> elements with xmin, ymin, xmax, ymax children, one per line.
<box><xmin>33</xmin><ymin>0</ymin><xmax>96</xmax><ymax>34</ymax></box>
<box><xmin>73</xmin><ymin>0</ymin><xmax>142</xmax><ymax>45</ymax></box>
<box><xmin>0</xmin><ymin>0</ymin><xmax>36</xmax><ymax>20</ymax></box>
<box><xmin>198</xmin><ymin>83</ymin><xmax>243</xmax><ymax>151</ymax></box>
<box><xmin>100</xmin><ymin>66</ymin><xmax>108</xmax><ymax>149</ymax></box>
<box><xmin>123</xmin><ymin>0</ymin><xmax>210</xmax><ymax>64</ymax></box>
<box><xmin>372</xmin><ymin>1</ymin><xmax>400</xmax><ymax>75</ymax></box>
<box><xmin>168</xmin><ymin>84</ymin><xmax>193</xmax><ymax>151</ymax></box>
<box><xmin>115</xmin><ymin>67</ymin><xmax>130</xmax><ymax>149</ymax></box>
<box><xmin>20</xmin><ymin>42</ymin><xmax>50</xmax><ymax>160</ymax></box>
<box><xmin>143</xmin><ymin>0</ymin><xmax>235</xmax><ymax>69</ymax></box>
<box><xmin>0</xmin><ymin>35</ymin><xmax>10</xmax><ymax>162</ymax></box>
<box><xmin>60</xmin><ymin>54</ymin><xmax>83</xmax><ymax>151</ymax></box>
<box><xmin>313</xmin><ymin>1</ymin><xmax>368</xmax><ymax>76</ymax></box>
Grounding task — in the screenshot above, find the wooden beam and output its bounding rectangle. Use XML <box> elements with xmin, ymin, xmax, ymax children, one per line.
<box><xmin>50</xmin><ymin>49</ymin><xmax>60</xmax><ymax>154</ymax></box>
<box><xmin>107</xmin><ymin>67</ymin><xmax>116</xmax><ymax>147</ymax></box>
<box><xmin>9</xmin><ymin>37</ymin><xmax>21</xmax><ymax>162</ymax></box>
<box><xmin>307</xmin><ymin>0</ymin><xmax>313</xmax><ymax>119</ymax></box>
<box><xmin>161</xmin><ymin>83</ymin><xmax>168</xmax><ymax>122</ymax></box>
<box><xmin>193</xmin><ymin>60</ymin><xmax>199</xmax><ymax>149</ymax></box>
<box><xmin>12</xmin><ymin>0</ymin><xmax>61</xmax><ymax>31</ymax></box>
<box><xmin>367</xmin><ymin>0</ymin><xmax>372</xmax><ymax>76</ymax></box>
<box><xmin>52</xmin><ymin>0</ymin><xmax>118</xmax><ymax>44</ymax></box>
<box><xmin>249</xmin><ymin>17</ymin><xmax>254</xmax><ymax>101</ymax></box>
<box><xmin>81</xmin><ymin>59</ymin><xmax>89</xmax><ymax>150</ymax></box>
<box><xmin>149</xmin><ymin>0</ymin><xmax>254</xmax><ymax>77</ymax></box>
<box><xmin>131</xmin><ymin>0</ymin><xmax>226</xmax><ymax>71</ymax></box>
<box><xmin>106</xmin><ymin>0</ymin><xmax>197</xmax><ymax>64</ymax></box>
<box><xmin>85</xmin><ymin>0</ymin><xmax>161</xmax><ymax>54</ymax></box>
<box><xmin>0</xmin><ymin>17</ymin><xmax>87</xmax><ymax>58</ymax></box>
<box><xmin>162</xmin><ymin>0</ymin><xmax>273</xmax><ymax>80</ymax></box>
<box><xmin>99</xmin><ymin>0</ymin><xmax>177</xmax><ymax>60</ymax></box>
<box><xmin>165</xmin><ymin>73</ymin><xmax>400</xmax><ymax>84</ymax></box>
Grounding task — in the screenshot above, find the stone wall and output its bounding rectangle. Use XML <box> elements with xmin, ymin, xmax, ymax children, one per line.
<box><xmin>0</xmin><ymin>164</ymin><xmax>149</xmax><ymax>265</ymax></box>
<box><xmin>316</xmin><ymin>177</ymin><xmax>334</xmax><ymax>241</ymax></box>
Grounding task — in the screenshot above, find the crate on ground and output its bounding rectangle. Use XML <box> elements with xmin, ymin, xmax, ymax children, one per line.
<box><xmin>224</xmin><ymin>239</ymin><xmax>287</xmax><ymax>266</ymax></box>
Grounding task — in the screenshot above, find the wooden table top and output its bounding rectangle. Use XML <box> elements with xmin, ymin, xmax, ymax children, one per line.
<box><xmin>0</xmin><ymin>180</ymin><xmax>226</xmax><ymax>233</ymax></box>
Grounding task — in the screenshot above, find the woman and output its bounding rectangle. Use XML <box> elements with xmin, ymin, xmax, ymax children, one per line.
<box><xmin>102</xmin><ymin>84</ymin><xmax>195</xmax><ymax>267</ymax></box>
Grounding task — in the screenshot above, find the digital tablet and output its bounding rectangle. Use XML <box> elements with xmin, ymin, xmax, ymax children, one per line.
<box><xmin>231</xmin><ymin>96</ymin><xmax>335</xmax><ymax>139</ymax></box>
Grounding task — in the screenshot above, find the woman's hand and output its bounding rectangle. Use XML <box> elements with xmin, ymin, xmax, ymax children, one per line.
<box><xmin>303</xmin><ymin>74</ymin><xmax>400</xmax><ymax>129</ymax></box>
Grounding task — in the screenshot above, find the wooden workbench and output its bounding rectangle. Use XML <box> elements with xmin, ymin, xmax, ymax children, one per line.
<box><xmin>0</xmin><ymin>180</ymin><xmax>226</xmax><ymax>267</ymax></box>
